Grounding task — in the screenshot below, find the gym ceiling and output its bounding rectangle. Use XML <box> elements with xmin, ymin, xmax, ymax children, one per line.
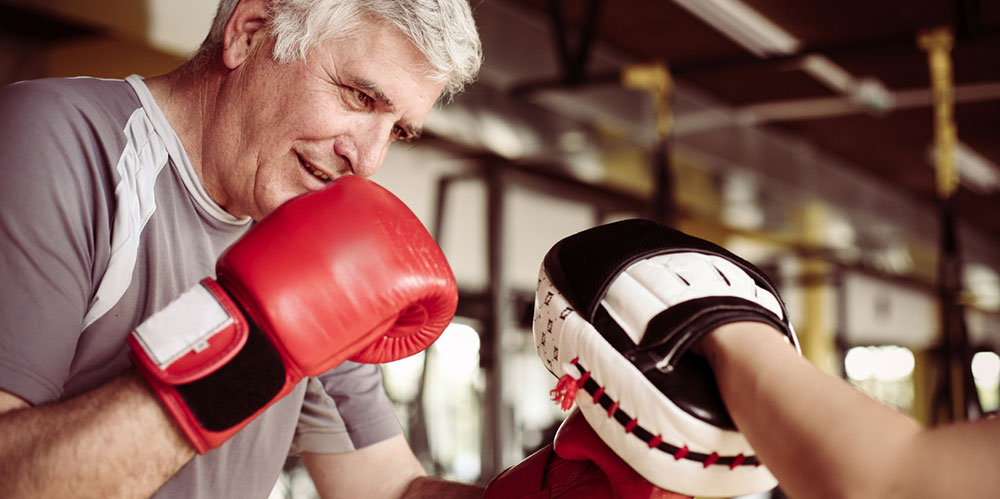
<box><xmin>502</xmin><ymin>0</ymin><xmax>1000</xmax><ymax>241</ymax></box>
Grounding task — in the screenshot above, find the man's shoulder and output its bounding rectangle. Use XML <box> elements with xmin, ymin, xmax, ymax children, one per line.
<box><xmin>0</xmin><ymin>76</ymin><xmax>137</xmax><ymax>124</ymax></box>
<box><xmin>1</xmin><ymin>76</ymin><xmax>129</xmax><ymax>99</ymax></box>
<box><xmin>0</xmin><ymin>77</ymin><xmax>149</xmax><ymax>223</ymax></box>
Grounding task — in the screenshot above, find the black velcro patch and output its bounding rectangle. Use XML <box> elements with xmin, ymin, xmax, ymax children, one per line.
<box><xmin>174</xmin><ymin>313</ymin><xmax>287</xmax><ymax>432</ymax></box>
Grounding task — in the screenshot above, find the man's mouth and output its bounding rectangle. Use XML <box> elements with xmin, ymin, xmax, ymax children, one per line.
<box><xmin>297</xmin><ymin>154</ymin><xmax>331</xmax><ymax>182</ymax></box>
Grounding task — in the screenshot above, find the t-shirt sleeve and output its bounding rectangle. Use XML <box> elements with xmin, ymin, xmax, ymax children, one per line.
<box><xmin>0</xmin><ymin>80</ymin><xmax>112</xmax><ymax>404</ymax></box>
<box><xmin>292</xmin><ymin>362</ymin><xmax>403</xmax><ymax>454</ymax></box>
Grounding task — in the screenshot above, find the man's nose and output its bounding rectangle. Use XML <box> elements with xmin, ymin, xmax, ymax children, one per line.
<box><xmin>351</xmin><ymin>117</ymin><xmax>394</xmax><ymax>178</ymax></box>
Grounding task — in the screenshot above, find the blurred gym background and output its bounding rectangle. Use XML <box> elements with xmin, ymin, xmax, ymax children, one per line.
<box><xmin>2</xmin><ymin>1</ymin><xmax>999</xmax><ymax>497</ymax></box>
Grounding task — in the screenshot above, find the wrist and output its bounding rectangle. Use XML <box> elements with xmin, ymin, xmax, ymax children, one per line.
<box><xmin>699</xmin><ymin>321</ymin><xmax>789</xmax><ymax>367</ymax></box>
<box><xmin>120</xmin><ymin>369</ymin><xmax>198</xmax><ymax>456</ymax></box>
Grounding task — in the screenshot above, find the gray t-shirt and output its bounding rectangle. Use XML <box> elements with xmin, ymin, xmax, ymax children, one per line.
<box><xmin>0</xmin><ymin>75</ymin><xmax>401</xmax><ymax>498</ymax></box>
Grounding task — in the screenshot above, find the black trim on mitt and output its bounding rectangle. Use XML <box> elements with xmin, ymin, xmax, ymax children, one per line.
<box><xmin>571</xmin><ymin>360</ymin><xmax>761</xmax><ymax>468</ymax></box>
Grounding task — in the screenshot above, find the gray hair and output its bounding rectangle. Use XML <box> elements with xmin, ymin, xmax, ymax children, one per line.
<box><xmin>196</xmin><ymin>0</ymin><xmax>482</xmax><ymax>99</ymax></box>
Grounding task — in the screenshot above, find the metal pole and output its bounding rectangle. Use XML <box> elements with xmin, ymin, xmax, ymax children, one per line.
<box><xmin>918</xmin><ymin>26</ymin><xmax>982</xmax><ymax>423</ymax></box>
<box><xmin>622</xmin><ymin>62</ymin><xmax>675</xmax><ymax>225</ymax></box>
<box><xmin>480</xmin><ymin>161</ymin><xmax>506</xmax><ymax>480</ymax></box>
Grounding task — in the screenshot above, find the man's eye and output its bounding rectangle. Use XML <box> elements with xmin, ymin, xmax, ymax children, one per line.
<box><xmin>392</xmin><ymin>125</ymin><xmax>413</xmax><ymax>142</ymax></box>
<box><xmin>353</xmin><ymin>88</ymin><xmax>374</xmax><ymax>107</ymax></box>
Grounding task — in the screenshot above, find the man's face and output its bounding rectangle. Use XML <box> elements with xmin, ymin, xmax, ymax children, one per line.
<box><xmin>206</xmin><ymin>17</ymin><xmax>446</xmax><ymax>220</ymax></box>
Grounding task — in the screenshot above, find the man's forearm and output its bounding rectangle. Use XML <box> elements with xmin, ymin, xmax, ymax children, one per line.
<box><xmin>0</xmin><ymin>370</ymin><xmax>194</xmax><ymax>498</ymax></box>
<box><xmin>402</xmin><ymin>476</ymin><xmax>484</xmax><ymax>498</ymax></box>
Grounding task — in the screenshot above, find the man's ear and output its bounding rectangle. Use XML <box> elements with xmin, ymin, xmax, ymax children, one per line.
<box><xmin>221</xmin><ymin>0</ymin><xmax>271</xmax><ymax>70</ymax></box>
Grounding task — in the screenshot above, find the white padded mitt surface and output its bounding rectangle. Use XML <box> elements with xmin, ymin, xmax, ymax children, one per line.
<box><xmin>534</xmin><ymin>254</ymin><xmax>782</xmax><ymax>497</ymax></box>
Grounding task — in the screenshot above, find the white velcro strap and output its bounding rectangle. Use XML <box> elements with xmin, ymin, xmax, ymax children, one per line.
<box><xmin>133</xmin><ymin>282</ymin><xmax>234</xmax><ymax>368</ymax></box>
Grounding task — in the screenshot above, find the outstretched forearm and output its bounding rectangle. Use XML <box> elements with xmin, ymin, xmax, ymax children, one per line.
<box><xmin>0</xmin><ymin>370</ymin><xmax>194</xmax><ymax>498</ymax></box>
<box><xmin>402</xmin><ymin>477</ymin><xmax>484</xmax><ymax>498</ymax></box>
<box><xmin>303</xmin><ymin>433</ymin><xmax>485</xmax><ymax>499</ymax></box>
<box><xmin>701</xmin><ymin>322</ymin><xmax>1000</xmax><ymax>499</ymax></box>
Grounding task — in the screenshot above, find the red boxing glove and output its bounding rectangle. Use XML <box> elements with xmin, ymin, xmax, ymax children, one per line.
<box><xmin>485</xmin><ymin>409</ymin><xmax>689</xmax><ymax>499</ymax></box>
<box><xmin>128</xmin><ymin>176</ymin><xmax>457</xmax><ymax>453</ymax></box>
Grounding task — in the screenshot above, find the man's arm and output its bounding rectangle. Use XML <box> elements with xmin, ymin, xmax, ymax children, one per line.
<box><xmin>0</xmin><ymin>372</ymin><xmax>195</xmax><ymax>498</ymax></box>
<box><xmin>302</xmin><ymin>433</ymin><xmax>484</xmax><ymax>499</ymax></box>
<box><xmin>702</xmin><ymin>322</ymin><xmax>1000</xmax><ymax>499</ymax></box>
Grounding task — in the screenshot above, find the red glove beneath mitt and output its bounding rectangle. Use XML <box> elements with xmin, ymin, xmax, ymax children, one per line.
<box><xmin>486</xmin><ymin>409</ymin><xmax>689</xmax><ymax>499</ymax></box>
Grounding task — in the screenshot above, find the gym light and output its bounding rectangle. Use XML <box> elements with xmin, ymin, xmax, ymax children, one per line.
<box><xmin>845</xmin><ymin>346</ymin><xmax>915</xmax><ymax>382</ymax></box>
<box><xmin>972</xmin><ymin>351</ymin><xmax>1000</xmax><ymax>386</ymax></box>
<box><xmin>673</xmin><ymin>0</ymin><xmax>801</xmax><ymax>57</ymax></box>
